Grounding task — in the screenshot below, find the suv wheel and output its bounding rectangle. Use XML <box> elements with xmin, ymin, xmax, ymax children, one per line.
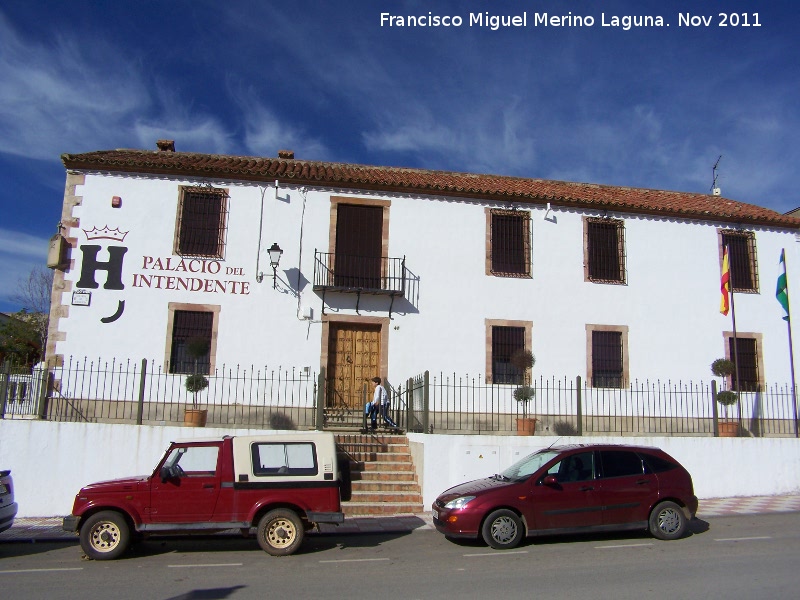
<box><xmin>80</xmin><ymin>511</ymin><xmax>131</xmax><ymax>560</ymax></box>
<box><xmin>481</xmin><ymin>509</ymin><xmax>524</xmax><ymax>549</ymax></box>
<box><xmin>257</xmin><ymin>509</ymin><xmax>304</xmax><ymax>556</ymax></box>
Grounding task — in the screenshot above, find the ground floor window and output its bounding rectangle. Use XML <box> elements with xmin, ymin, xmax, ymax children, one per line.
<box><xmin>485</xmin><ymin>319</ymin><xmax>533</xmax><ymax>384</ymax></box>
<box><xmin>586</xmin><ymin>324</ymin><xmax>628</xmax><ymax>388</ymax></box>
<box><xmin>166</xmin><ymin>303</ymin><xmax>220</xmax><ymax>374</ymax></box>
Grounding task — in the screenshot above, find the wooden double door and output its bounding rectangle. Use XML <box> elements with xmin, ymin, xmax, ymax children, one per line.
<box><xmin>326</xmin><ymin>323</ymin><xmax>381</xmax><ymax>410</ymax></box>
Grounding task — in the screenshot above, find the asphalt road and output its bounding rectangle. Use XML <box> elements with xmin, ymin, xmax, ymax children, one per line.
<box><xmin>1</xmin><ymin>512</ymin><xmax>799</xmax><ymax>599</ymax></box>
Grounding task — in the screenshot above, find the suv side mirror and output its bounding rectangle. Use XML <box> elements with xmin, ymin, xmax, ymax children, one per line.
<box><xmin>160</xmin><ymin>466</ymin><xmax>175</xmax><ymax>482</ymax></box>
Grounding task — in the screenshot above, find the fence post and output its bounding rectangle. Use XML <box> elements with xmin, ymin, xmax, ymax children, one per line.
<box><xmin>136</xmin><ymin>358</ymin><xmax>147</xmax><ymax>425</ymax></box>
<box><xmin>35</xmin><ymin>362</ymin><xmax>49</xmax><ymax>419</ymax></box>
<box><xmin>423</xmin><ymin>370</ymin><xmax>430</xmax><ymax>434</ymax></box>
<box><xmin>0</xmin><ymin>361</ymin><xmax>10</xmax><ymax>418</ymax></box>
<box><xmin>315</xmin><ymin>367</ymin><xmax>325</xmax><ymax>431</ymax></box>
<box><xmin>576</xmin><ymin>376</ymin><xmax>583</xmax><ymax>436</ymax></box>
<box><xmin>711</xmin><ymin>379</ymin><xmax>719</xmax><ymax>437</ymax></box>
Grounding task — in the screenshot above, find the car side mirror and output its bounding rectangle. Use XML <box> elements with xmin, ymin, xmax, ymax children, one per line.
<box><xmin>542</xmin><ymin>474</ymin><xmax>560</xmax><ymax>487</ymax></box>
<box><xmin>160</xmin><ymin>466</ymin><xmax>174</xmax><ymax>482</ymax></box>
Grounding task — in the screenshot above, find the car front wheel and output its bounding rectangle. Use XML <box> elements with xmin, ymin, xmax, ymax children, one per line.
<box><xmin>80</xmin><ymin>511</ymin><xmax>131</xmax><ymax>560</ymax></box>
<box><xmin>481</xmin><ymin>509</ymin><xmax>524</xmax><ymax>549</ymax></box>
<box><xmin>257</xmin><ymin>509</ymin><xmax>305</xmax><ymax>556</ymax></box>
<box><xmin>649</xmin><ymin>501</ymin><xmax>687</xmax><ymax>540</ymax></box>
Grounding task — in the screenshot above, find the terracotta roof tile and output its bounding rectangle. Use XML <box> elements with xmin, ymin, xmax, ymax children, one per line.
<box><xmin>60</xmin><ymin>148</ymin><xmax>800</xmax><ymax>228</ymax></box>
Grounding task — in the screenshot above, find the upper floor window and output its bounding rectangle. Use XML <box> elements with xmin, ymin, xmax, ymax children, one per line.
<box><xmin>175</xmin><ymin>186</ymin><xmax>229</xmax><ymax>258</ymax></box>
<box><xmin>585</xmin><ymin>217</ymin><xmax>626</xmax><ymax>284</ymax></box>
<box><xmin>488</xmin><ymin>209</ymin><xmax>531</xmax><ymax>277</ymax></box>
<box><xmin>720</xmin><ymin>230</ymin><xmax>759</xmax><ymax>293</ymax></box>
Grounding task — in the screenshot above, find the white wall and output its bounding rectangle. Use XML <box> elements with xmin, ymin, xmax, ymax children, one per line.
<box><xmin>51</xmin><ymin>171</ymin><xmax>800</xmax><ymax>407</ymax></box>
<box><xmin>1</xmin><ymin>420</ymin><xmax>798</xmax><ymax>517</ymax></box>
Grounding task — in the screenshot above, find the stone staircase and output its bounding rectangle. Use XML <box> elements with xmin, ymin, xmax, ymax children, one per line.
<box><xmin>335</xmin><ymin>433</ymin><xmax>424</xmax><ymax>516</ymax></box>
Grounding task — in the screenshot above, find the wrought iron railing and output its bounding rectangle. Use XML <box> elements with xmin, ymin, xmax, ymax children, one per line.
<box><xmin>3</xmin><ymin>358</ymin><xmax>798</xmax><ymax>437</ymax></box>
<box><xmin>313</xmin><ymin>251</ymin><xmax>407</xmax><ymax>294</ymax></box>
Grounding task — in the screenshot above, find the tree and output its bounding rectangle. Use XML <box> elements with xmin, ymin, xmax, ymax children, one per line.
<box><xmin>0</xmin><ymin>311</ymin><xmax>41</xmax><ymax>364</ymax></box>
<box><xmin>9</xmin><ymin>266</ymin><xmax>53</xmax><ymax>356</ymax></box>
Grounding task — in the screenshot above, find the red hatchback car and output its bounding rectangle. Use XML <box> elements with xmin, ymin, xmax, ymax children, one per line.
<box><xmin>433</xmin><ymin>444</ymin><xmax>698</xmax><ymax>549</ymax></box>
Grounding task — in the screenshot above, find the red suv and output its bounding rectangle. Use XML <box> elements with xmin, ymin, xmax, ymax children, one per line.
<box><xmin>432</xmin><ymin>444</ymin><xmax>698</xmax><ymax>549</ymax></box>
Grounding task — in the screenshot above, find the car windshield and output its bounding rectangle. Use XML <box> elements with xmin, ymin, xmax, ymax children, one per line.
<box><xmin>499</xmin><ymin>450</ymin><xmax>560</xmax><ymax>481</ymax></box>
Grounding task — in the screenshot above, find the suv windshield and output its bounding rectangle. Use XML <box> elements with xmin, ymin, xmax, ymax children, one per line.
<box><xmin>500</xmin><ymin>450</ymin><xmax>560</xmax><ymax>481</ymax></box>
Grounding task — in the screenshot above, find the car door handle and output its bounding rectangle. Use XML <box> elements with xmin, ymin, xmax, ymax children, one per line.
<box><xmin>579</xmin><ymin>486</ymin><xmax>595</xmax><ymax>491</ymax></box>
<box><xmin>635</xmin><ymin>479</ymin><xmax>650</xmax><ymax>485</ymax></box>
<box><xmin>203</xmin><ymin>484</ymin><xmax>216</xmax><ymax>489</ymax></box>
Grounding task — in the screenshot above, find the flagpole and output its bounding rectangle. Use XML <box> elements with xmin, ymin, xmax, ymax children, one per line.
<box><xmin>780</xmin><ymin>249</ymin><xmax>799</xmax><ymax>437</ymax></box>
<box><xmin>727</xmin><ymin>245</ymin><xmax>741</xmax><ymax>427</ymax></box>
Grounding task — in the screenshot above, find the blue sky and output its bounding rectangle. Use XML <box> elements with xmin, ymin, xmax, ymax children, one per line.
<box><xmin>1</xmin><ymin>0</ymin><xmax>798</xmax><ymax>312</ymax></box>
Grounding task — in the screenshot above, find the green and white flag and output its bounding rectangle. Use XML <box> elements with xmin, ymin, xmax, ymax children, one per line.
<box><xmin>777</xmin><ymin>249</ymin><xmax>790</xmax><ymax>321</ymax></box>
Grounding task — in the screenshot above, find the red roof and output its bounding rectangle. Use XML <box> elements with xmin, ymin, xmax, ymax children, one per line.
<box><xmin>61</xmin><ymin>147</ymin><xmax>800</xmax><ymax>228</ymax></box>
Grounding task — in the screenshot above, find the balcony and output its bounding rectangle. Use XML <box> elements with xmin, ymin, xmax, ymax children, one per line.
<box><xmin>313</xmin><ymin>251</ymin><xmax>409</xmax><ymax>315</ymax></box>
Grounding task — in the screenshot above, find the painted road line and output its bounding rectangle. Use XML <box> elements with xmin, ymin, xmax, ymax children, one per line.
<box><xmin>167</xmin><ymin>563</ymin><xmax>243</xmax><ymax>568</ymax></box>
<box><xmin>596</xmin><ymin>543</ymin><xmax>654</xmax><ymax>549</ymax></box>
<box><xmin>464</xmin><ymin>551</ymin><xmax>529</xmax><ymax>557</ymax></box>
<box><xmin>0</xmin><ymin>568</ymin><xmax>84</xmax><ymax>574</ymax></box>
<box><xmin>714</xmin><ymin>536</ymin><xmax>772</xmax><ymax>542</ymax></box>
<box><xmin>319</xmin><ymin>558</ymin><xmax>391</xmax><ymax>564</ymax></box>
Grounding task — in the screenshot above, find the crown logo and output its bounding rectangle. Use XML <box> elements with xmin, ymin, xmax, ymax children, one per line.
<box><xmin>82</xmin><ymin>225</ymin><xmax>129</xmax><ymax>242</ymax></box>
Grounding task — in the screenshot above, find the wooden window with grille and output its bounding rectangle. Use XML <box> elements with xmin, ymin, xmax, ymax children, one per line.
<box><xmin>721</xmin><ymin>230</ymin><xmax>758</xmax><ymax>293</ymax></box>
<box><xmin>491</xmin><ymin>326</ymin><xmax>526</xmax><ymax>384</ymax></box>
<box><xmin>175</xmin><ymin>186</ymin><xmax>228</xmax><ymax>258</ymax></box>
<box><xmin>585</xmin><ymin>218</ymin><xmax>626</xmax><ymax>284</ymax></box>
<box><xmin>727</xmin><ymin>336</ymin><xmax>760</xmax><ymax>392</ymax></box>
<box><xmin>489</xmin><ymin>210</ymin><xmax>531</xmax><ymax>277</ymax></box>
<box><xmin>169</xmin><ymin>310</ymin><xmax>213</xmax><ymax>374</ymax></box>
<box><xmin>591</xmin><ymin>330</ymin><xmax>624</xmax><ymax>388</ymax></box>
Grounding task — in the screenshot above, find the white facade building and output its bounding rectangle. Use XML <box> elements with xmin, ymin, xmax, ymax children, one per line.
<box><xmin>47</xmin><ymin>141</ymin><xmax>800</xmax><ymax>426</ymax></box>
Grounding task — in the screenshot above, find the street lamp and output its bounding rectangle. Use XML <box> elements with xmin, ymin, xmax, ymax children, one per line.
<box><xmin>268</xmin><ymin>242</ymin><xmax>283</xmax><ymax>289</ymax></box>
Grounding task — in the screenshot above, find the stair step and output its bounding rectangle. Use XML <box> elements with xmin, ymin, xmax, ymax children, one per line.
<box><xmin>352</xmin><ymin>480</ymin><xmax>421</xmax><ymax>492</ymax></box>
<box><xmin>352</xmin><ymin>471</ymin><xmax>418</xmax><ymax>482</ymax></box>
<box><xmin>349</xmin><ymin>491</ymin><xmax>421</xmax><ymax>503</ymax></box>
<box><xmin>343</xmin><ymin>502</ymin><xmax>425</xmax><ymax>516</ymax></box>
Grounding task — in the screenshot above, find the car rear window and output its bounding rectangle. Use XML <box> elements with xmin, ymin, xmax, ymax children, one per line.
<box><xmin>251</xmin><ymin>442</ymin><xmax>318</xmax><ymax>476</ymax></box>
<box><xmin>639</xmin><ymin>452</ymin><xmax>678</xmax><ymax>474</ymax></box>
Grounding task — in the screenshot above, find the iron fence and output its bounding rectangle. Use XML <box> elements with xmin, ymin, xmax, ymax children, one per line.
<box><xmin>2</xmin><ymin>358</ymin><xmax>799</xmax><ymax>437</ymax></box>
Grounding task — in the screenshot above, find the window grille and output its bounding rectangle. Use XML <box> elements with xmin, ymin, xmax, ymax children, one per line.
<box><xmin>592</xmin><ymin>330</ymin><xmax>624</xmax><ymax>388</ymax></box>
<box><xmin>721</xmin><ymin>230</ymin><xmax>758</xmax><ymax>293</ymax></box>
<box><xmin>491</xmin><ymin>210</ymin><xmax>531</xmax><ymax>277</ymax></box>
<box><xmin>176</xmin><ymin>187</ymin><xmax>228</xmax><ymax>258</ymax></box>
<box><xmin>729</xmin><ymin>337</ymin><xmax>760</xmax><ymax>391</ymax></box>
<box><xmin>587</xmin><ymin>218</ymin><xmax>626</xmax><ymax>283</ymax></box>
<box><xmin>169</xmin><ymin>310</ymin><xmax>213</xmax><ymax>374</ymax></box>
<box><xmin>492</xmin><ymin>326</ymin><xmax>526</xmax><ymax>384</ymax></box>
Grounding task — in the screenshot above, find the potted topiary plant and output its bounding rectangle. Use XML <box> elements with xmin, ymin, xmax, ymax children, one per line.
<box><xmin>184</xmin><ymin>336</ymin><xmax>210</xmax><ymax>427</ymax></box>
<box><xmin>711</xmin><ymin>358</ymin><xmax>739</xmax><ymax>437</ymax></box>
<box><xmin>510</xmin><ymin>349</ymin><xmax>537</xmax><ymax>435</ymax></box>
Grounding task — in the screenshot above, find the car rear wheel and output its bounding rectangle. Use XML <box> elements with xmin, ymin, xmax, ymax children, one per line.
<box><xmin>257</xmin><ymin>509</ymin><xmax>304</xmax><ymax>556</ymax></box>
<box><xmin>80</xmin><ymin>511</ymin><xmax>131</xmax><ymax>560</ymax></box>
<box><xmin>481</xmin><ymin>509</ymin><xmax>524</xmax><ymax>549</ymax></box>
<box><xmin>649</xmin><ymin>501</ymin><xmax>687</xmax><ymax>540</ymax></box>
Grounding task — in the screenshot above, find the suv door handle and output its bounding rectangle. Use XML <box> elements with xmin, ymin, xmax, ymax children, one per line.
<box><xmin>203</xmin><ymin>484</ymin><xmax>216</xmax><ymax>489</ymax></box>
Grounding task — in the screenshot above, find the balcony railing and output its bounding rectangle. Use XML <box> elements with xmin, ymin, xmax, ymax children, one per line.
<box><xmin>313</xmin><ymin>251</ymin><xmax>407</xmax><ymax>295</ymax></box>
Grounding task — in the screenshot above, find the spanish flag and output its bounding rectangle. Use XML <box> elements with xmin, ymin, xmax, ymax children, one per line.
<box><xmin>720</xmin><ymin>246</ymin><xmax>730</xmax><ymax>316</ymax></box>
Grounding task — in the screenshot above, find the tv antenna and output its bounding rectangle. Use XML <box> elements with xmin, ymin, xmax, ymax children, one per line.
<box><xmin>711</xmin><ymin>155</ymin><xmax>722</xmax><ymax>196</ymax></box>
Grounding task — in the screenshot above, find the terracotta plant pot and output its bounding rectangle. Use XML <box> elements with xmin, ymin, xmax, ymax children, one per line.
<box><xmin>516</xmin><ymin>417</ymin><xmax>537</xmax><ymax>436</ymax></box>
<box><xmin>718</xmin><ymin>421</ymin><xmax>739</xmax><ymax>437</ymax></box>
<box><xmin>184</xmin><ymin>408</ymin><xmax>208</xmax><ymax>427</ymax></box>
